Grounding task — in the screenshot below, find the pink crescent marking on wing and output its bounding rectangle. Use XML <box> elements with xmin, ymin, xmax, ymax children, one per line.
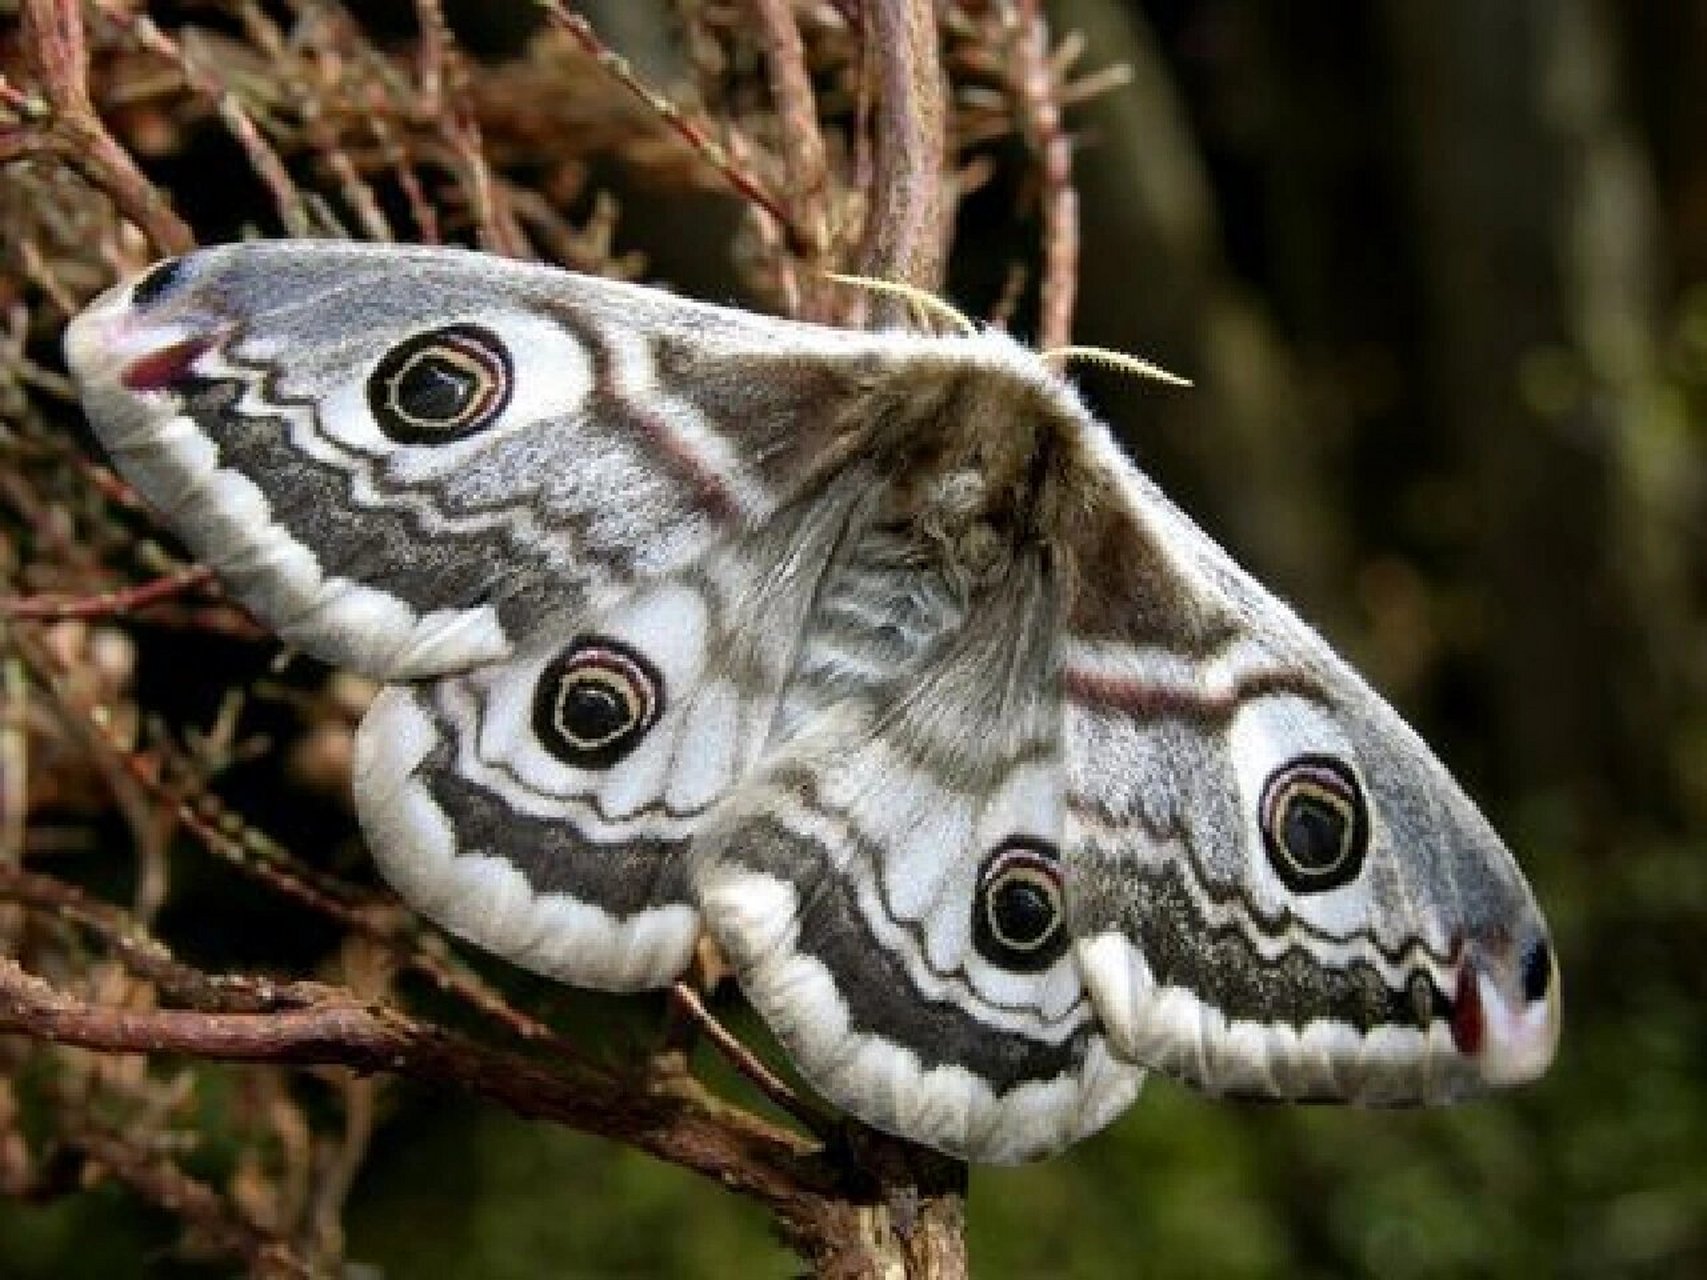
<box><xmin>1451</xmin><ymin>961</ymin><xmax>1485</xmax><ymax>1055</ymax></box>
<box><xmin>1061</xmin><ymin>665</ymin><xmax>1329</xmax><ymax>721</ymax></box>
<box><xmin>120</xmin><ymin>332</ymin><xmax>222</xmax><ymax>392</ymax></box>
<box><xmin>625</xmin><ymin>398</ymin><xmax>746</xmax><ymax>525</ymax></box>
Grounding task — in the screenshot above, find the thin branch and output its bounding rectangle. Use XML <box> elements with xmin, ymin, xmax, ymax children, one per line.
<box><xmin>0</xmin><ymin>658</ymin><xmax>26</xmax><ymax>865</ymax></box>
<box><xmin>4</xmin><ymin>565</ymin><xmax>218</xmax><ymax>621</ymax></box>
<box><xmin>17</xmin><ymin>0</ymin><xmax>194</xmax><ymax>255</ymax></box>
<box><xmin>237</xmin><ymin>0</ymin><xmax>394</xmax><ymax>243</ymax></box>
<box><xmin>670</xmin><ymin>980</ymin><xmax>830</xmax><ymax>1139</ymax></box>
<box><xmin>0</xmin><ymin>863</ymin><xmax>306</xmax><ymax>1014</ymax></box>
<box><xmin>8</xmin><ymin>622</ymin><xmax>578</xmax><ymax>1059</ymax></box>
<box><xmin>1008</xmin><ymin>0</ymin><xmax>1079</xmax><ymax>349</ymax></box>
<box><xmin>99</xmin><ymin>4</ymin><xmax>313</xmax><ymax>238</ymax></box>
<box><xmin>538</xmin><ymin>1</ymin><xmax>810</xmax><ymax>254</ymax></box>
<box><xmin>751</xmin><ymin>0</ymin><xmax>831</xmax><ymax>260</ymax></box>
<box><xmin>859</xmin><ymin>0</ymin><xmax>951</xmax><ymax>312</ymax></box>
<box><xmin>0</xmin><ymin>957</ymin><xmax>844</xmax><ymax>1232</ymax></box>
<box><xmin>14</xmin><ymin>237</ymin><xmax>81</xmax><ymax>322</ymax></box>
<box><xmin>366</xmin><ymin>100</ymin><xmax>441</xmax><ymax>243</ymax></box>
<box><xmin>413</xmin><ymin>0</ymin><xmax>530</xmax><ymax>257</ymax></box>
<box><xmin>57</xmin><ymin>1118</ymin><xmax>313</xmax><ymax>1278</ymax></box>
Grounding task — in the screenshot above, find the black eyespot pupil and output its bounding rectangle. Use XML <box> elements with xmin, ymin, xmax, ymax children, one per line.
<box><xmin>1282</xmin><ymin>793</ymin><xmax>1347</xmax><ymax>870</ymax></box>
<box><xmin>531</xmin><ymin>637</ymin><xmax>663</xmax><ymax>770</ymax></box>
<box><xmin>561</xmin><ymin>680</ymin><xmax>630</xmax><ymax>744</ymax></box>
<box><xmin>368</xmin><ymin>324</ymin><xmax>510</xmax><ymax>444</ymax></box>
<box><xmin>395</xmin><ymin>355</ymin><xmax>477</xmax><ymax>423</ymax></box>
<box><xmin>1259</xmin><ymin>755</ymin><xmax>1368</xmax><ymax>893</ymax></box>
<box><xmin>972</xmin><ymin>839</ymin><xmax>1067</xmax><ymax>972</ymax></box>
<box><xmin>993</xmin><ymin>879</ymin><xmax>1055</xmax><ymax>947</ymax></box>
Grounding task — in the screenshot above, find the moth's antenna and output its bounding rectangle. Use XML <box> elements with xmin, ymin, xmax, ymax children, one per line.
<box><xmin>823</xmin><ymin>272</ymin><xmax>978</xmax><ymax>337</ymax></box>
<box><xmin>1044</xmin><ymin>344</ymin><xmax>1193</xmax><ymax>388</ymax></box>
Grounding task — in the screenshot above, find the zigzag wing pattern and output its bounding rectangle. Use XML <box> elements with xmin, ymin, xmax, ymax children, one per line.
<box><xmin>66</xmin><ymin>242</ymin><xmax>890</xmax><ymax>679</ymax></box>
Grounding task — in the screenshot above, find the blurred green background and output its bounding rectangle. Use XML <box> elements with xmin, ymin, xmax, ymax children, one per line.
<box><xmin>4</xmin><ymin>0</ymin><xmax>1704</xmax><ymax>1275</ymax></box>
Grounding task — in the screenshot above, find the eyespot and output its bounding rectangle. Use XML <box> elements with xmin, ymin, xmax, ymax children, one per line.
<box><xmin>972</xmin><ymin>838</ymin><xmax>1067</xmax><ymax>972</ymax></box>
<box><xmin>532</xmin><ymin>637</ymin><xmax>663</xmax><ymax>769</ymax></box>
<box><xmin>368</xmin><ymin>324</ymin><xmax>511</xmax><ymax>443</ymax></box>
<box><xmin>1259</xmin><ymin>754</ymin><xmax>1368</xmax><ymax>892</ymax></box>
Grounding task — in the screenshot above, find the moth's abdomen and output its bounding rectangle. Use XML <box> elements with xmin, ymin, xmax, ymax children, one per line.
<box><xmin>770</xmin><ymin>520</ymin><xmax>969</xmax><ymax>742</ymax></box>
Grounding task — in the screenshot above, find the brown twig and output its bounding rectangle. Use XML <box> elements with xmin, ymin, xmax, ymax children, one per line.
<box><xmin>538</xmin><ymin>1</ymin><xmax>810</xmax><ymax>255</ymax></box>
<box><xmin>1007</xmin><ymin>0</ymin><xmax>1079</xmax><ymax>349</ymax></box>
<box><xmin>14</xmin><ymin>237</ymin><xmax>81</xmax><ymax>322</ymax></box>
<box><xmin>1</xmin><ymin>946</ymin><xmax>980</xmax><ymax>1275</ymax></box>
<box><xmin>0</xmin><ymin>956</ymin><xmax>837</xmax><ymax>1225</ymax></box>
<box><xmin>8</xmin><ymin>621</ymin><xmax>575</xmax><ymax>1057</ymax></box>
<box><xmin>751</xmin><ymin>0</ymin><xmax>831</xmax><ymax>261</ymax></box>
<box><xmin>414</xmin><ymin>0</ymin><xmax>530</xmax><ymax>257</ymax></box>
<box><xmin>669</xmin><ymin>980</ymin><xmax>829</xmax><ymax>1139</ymax></box>
<box><xmin>57</xmin><ymin>1117</ymin><xmax>313</xmax><ymax>1278</ymax></box>
<box><xmin>99</xmin><ymin>5</ymin><xmax>313</xmax><ymax>238</ymax></box>
<box><xmin>0</xmin><ymin>658</ymin><xmax>26</xmax><ymax>865</ymax></box>
<box><xmin>4</xmin><ymin>565</ymin><xmax>218</xmax><ymax>621</ymax></box>
<box><xmin>16</xmin><ymin>0</ymin><xmax>194</xmax><ymax>255</ymax></box>
<box><xmin>0</xmin><ymin>864</ymin><xmax>270</xmax><ymax>1011</ymax></box>
<box><xmin>237</xmin><ymin>1</ymin><xmax>394</xmax><ymax>243</ymax></box>
<box><xmin>859</xmin><ymin>0</ymin><xmax>951</xmax><ymax>309</ymax></box>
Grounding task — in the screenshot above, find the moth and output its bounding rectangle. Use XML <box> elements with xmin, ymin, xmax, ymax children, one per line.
<box><xmin>64</xmin><ymin>242</ymin><xmax>1559</xmax><ymax>1163</ymax></box>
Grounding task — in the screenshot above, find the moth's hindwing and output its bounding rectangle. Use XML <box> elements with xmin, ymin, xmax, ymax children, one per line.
<box><xmin>696</xmin><ymin>542</ymin><xmax>1144</xmax><ymax>1163</ymax></box>
<box><xmin>353</xmin><ymin>475</ymin><xmax>869</xmax><ymax>990</ymax></box>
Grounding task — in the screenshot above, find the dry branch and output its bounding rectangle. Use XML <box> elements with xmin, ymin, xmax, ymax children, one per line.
<box><xmin>57</xmin><ymin>1119</ymin><xmax>313</xmax><ymax>1278</ymax></box>
<box><xmin>14</xmin><ymin>0</ymin><xmax>194</xmax><ymax>254</ymax></box>
<box><xmin>1007</xmin><ymin>0</ymin><xmax>1080</xmax><ymax>348</ymax></box>
<box><xmin>0</xmin><ymin>948</ymin><xmax>967</xmax><ymax>1276</ymax></box>
<box><xmin>860</xmin><ymin>0</ymin><xmax>950</xmax><ymax>300</ymax></box>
